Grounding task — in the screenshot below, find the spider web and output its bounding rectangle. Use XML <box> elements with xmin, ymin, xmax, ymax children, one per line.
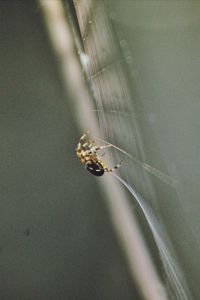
<box><xmin>72</xmin><ymin>1</ymin><xmax>194</xmax><ymax>300</ymax></box>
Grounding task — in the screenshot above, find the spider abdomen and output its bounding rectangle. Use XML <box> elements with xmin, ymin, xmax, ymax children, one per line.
<box><xmin>86</xmin><ymin>162</ymin><xmax>105</xmax><ymax>176</ymax></box>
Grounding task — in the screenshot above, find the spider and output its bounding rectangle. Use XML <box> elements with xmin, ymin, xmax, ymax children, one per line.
<box><xmin>76</xmin><ymin>132</ymin><xmax>122</xmax><ymax>176</ymax></box>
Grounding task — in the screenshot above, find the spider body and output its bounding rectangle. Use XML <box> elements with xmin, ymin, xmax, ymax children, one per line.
<box><xmin>76</xmin><ymin>132</ymin><xmax>122</xmax><ymax>176</ymax></box>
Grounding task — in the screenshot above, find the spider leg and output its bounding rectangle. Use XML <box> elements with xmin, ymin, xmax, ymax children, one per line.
<box><xmin>76</xmin><ymin>133</ymin><xmax>87</xmax><ymax>151</ymax></box>
<box><xmin>98</xmin><ymin>158</ymin><xmax>122</xmax><ymax>173</ymax></box>
<box><xmin>104</xmin><ymin>160</ymin><xmax>123</xmax><ymax>173</ymax></box>
<box><xmin>79</xmin><ymin>132</ymin><xmax>87</xmax><ymax>141</ymax></box>
<box><xmin>93</xmin><ymin>144</ymin><xmax>113</xmax><ymax>151</ymax></box>
<box><xmin>76</xmin><ymin>132</ymin><xmax>94</xmax><ymax>150</ymax></box>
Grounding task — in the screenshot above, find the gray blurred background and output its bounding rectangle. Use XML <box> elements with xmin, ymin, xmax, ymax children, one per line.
<box><xmin>1</xmin><ymin>1</ymin><xmax>200</xmax><ymax>300</ymax></box>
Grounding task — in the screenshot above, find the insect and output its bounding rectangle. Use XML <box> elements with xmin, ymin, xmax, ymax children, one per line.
<box><xmin>76</xmin><ymin>132</ymin><xmax>122</xmax><ymax>176</ymax></box>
